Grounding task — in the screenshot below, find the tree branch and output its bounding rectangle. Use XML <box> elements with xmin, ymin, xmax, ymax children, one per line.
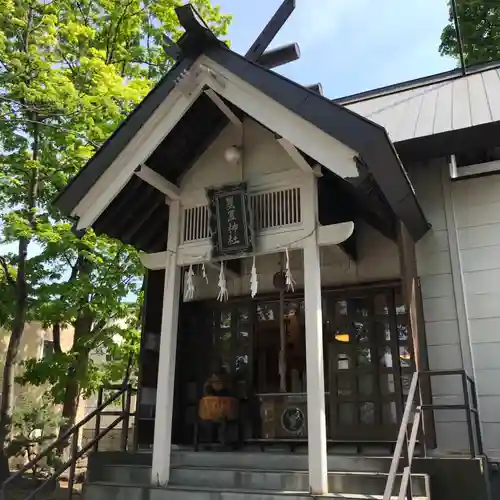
<box><xmin>0</xmin><ymin>256</ymin><xmax>15</xmax><ymax>287</ymax></box>
<box><xmin>106</xmin><ymin>0</ymin><xmax>136</xmax><ymax>64</ymax></box>
<box><xmin>75</xmin><ymin>0</ymin><xmax>90</xmax><ymax>27</ymax></box>
<box><xmin>0</xmin><ymin>117</ymin><xmax>101</xmax><ymax>148</ymax></box>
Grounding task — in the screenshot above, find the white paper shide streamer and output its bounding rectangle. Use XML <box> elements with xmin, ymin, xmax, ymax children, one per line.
<box><xmin>284</xmin><ymin>248</ymin><xmax>295</xmax><ymax>292</ymax></box>
<box><xmin>250</xmin><ymin>256</ymin><xmax>258</xmax><ymax>298</ymax></box>
<box><xmin>185</xmin><ymin>264</ymin><xmax>195</xmax><ymax>300</ymax></box>
<box><xmin>201</xmin><ymin>263</ymin><xmax>208</xmax><ymax>283</ymax></box>
<box><xmin>217</xmin><ymin>261</ymin><xmax>228</xmax><ymax>302</ymax></box>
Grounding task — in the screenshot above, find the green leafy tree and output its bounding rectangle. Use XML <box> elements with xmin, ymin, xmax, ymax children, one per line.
<box><xmin>0</xmin><ymin>0</ymin><xmax>230</xmax><ymax>478</ymax></box>
<box><xmin>18</xmin><ymin>235</ymin><xmax>144</xmax><ymax>448</ymax></box>
<box><xmin>440</xmin><ymin>0</ymin><xmax>500</xmax><ymax>66</ymax></box>
<box><xmin>9</xmin><ymin>393</ymin><xmax>67</xmax><ymax>477</ymax></box>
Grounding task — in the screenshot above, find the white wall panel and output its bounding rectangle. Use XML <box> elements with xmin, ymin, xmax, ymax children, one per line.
<box><xmin>420</xmin><ymin>274</ymin><xmax>454</xmax><ymax>299</ymax></box>
<box><xmin>410</xmin><ymin>160</ymin><xmax>468</xmax><ymax>455</ymax></box>
<box><xmin>471</xmin><ymin>344</ymin><xmax>500</xmax><ymax>370</ymax></box>
<box><xmin>425</xmin><ymin>320</ymin><xmax>460</xmax><ymax>346</ymax></box>
<box><xmin>452</xmin><ymin>173</ymin><xmax>500</xmax><ymax>460</ymax></box>
<box><xmin>469</xmin><ymin>318</ymin><xmax>500</xmax><ymax>344</ymax></box>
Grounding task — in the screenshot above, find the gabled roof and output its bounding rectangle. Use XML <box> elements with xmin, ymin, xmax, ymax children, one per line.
<box><xmin>55</xmin><ymin>4</ymin><xmax>429</xmax><ymax>247</ymax></box>
<box><xmin>202</xmin><ymin>47</ymin><xmax>428</xmax><ymax>241</ymax></box>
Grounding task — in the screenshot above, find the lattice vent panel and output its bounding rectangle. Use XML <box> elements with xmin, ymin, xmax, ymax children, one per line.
<box><xmin>181</xmin><ymin>187</ymin><xmax>301</xmax><ymax>243</ymax></box>
<box><xmin>250</xmin><ymin>187</ymin><xmax>301</xmax><ymax>231</ymax></box>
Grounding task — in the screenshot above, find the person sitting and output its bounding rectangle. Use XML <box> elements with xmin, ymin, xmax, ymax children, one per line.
<box><xmin>195</xmin><ymin>364</ymin><xmax>239</xmax><ymax>449</ymax></box>
<box><xmin>203</xmin><ymin>366</ymin><xmax>232</xmax><ymax>397</ymax></box>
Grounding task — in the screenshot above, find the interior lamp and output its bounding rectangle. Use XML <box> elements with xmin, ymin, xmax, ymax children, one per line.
<box><xmin>224</xmin><ymin>145</ymin><xmax>242</xmax><ymax>164</ymax></box>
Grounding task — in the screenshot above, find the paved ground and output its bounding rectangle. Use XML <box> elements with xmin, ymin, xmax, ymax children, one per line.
<box><xmin>5</xmin><ymin>485</ymin><xmax>82</xmax><ymax>500</ymax></box>
<box><xmin>4</xmin><ymin>479</ymin><xmax>82</xmax><ymax>500</ymax></box>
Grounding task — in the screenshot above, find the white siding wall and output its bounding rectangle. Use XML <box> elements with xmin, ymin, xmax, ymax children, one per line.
<box><xmin>452</xmin><ymin>174</ymin><xmax>500</xmax><ymax>460</ymax></box>
<box><xmin>409</xmin><ymin>160</ymin><xmax>469</xmax><ymax>455</ymax></box>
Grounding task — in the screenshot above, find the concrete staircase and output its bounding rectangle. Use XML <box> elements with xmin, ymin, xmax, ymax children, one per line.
<box><xmin>83</xmin><ymin>450</ymin><xmax>431</xmax><ymax>499</ymax></box>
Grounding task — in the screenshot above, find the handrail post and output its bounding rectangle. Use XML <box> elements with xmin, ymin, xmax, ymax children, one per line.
<box><xmin>383</xmin><ymin>372</ymin><xmax>419</xmax><ymax>500</ymax></box>
<box><xmin>461</xmin><ymin>372</ymin><xmax>475</xmax><ymax>457</ymax></box>
<box><xmin>417</xmin><ymin>374</ymin><xmax>427</xmax><ymax>458</ymax></box>
<box><xmin>469</xmin><ymin>377</ymin><xmax>484</xmax><ymax>455</ymax></box>
<box><xmin>67</xmin><ymin>428</ymin><xmax>79</xmax><ymax>500</ymax></box>
<box><xmin>0</xmin><ymin>384</ymin><xmax>132</xmax><ymax>500</ymax></box>
<box><xmin>121</xmin><ymin>384</ymin><xmax>133</xmax><ymax>451</ymax></box>
<box><xmin>94</xmin><ymin>387</ymin><xmax>103</xmax><ymax>453</ymax></box>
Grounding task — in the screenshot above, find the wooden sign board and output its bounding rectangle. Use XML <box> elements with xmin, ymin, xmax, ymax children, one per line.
<box><xmin>206</xmin><ymin>182</ymin><xmax>253</xmax><ymax>258</ymax></box>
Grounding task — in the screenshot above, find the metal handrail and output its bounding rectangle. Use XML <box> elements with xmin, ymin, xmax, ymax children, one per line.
<box><xmin>0</xmin><ymin>383</ymin><xmax>136</xmax><ymax>500</ymax></box>
<box><xmin>383</xmin><ymin>372</ymin><xmax>420</xmax><ymax>500</ymax></box>
<box><xmin>383</xmin><ymin>369</ymin><xmax>484</xmax><ymax>500</ymax></box>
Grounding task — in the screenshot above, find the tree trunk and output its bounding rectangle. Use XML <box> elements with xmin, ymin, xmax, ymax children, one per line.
<box><xmin>0</xmin><ymin>279</ymin><xmax>28</xmax><ymax>480</ymax></box>
<box><xmin>0</xmin><ymin>114</ymin><xmax>39</xmax><ymax>479</ymax></box>
<box><xmin>56</xmin><ymin>312</ymin><xmax>93</xmax><ymax>455</ymax></box>
<box><xmin>52</xmin><ymin>322</ymin><xmax>62</xmax><ymax>354</ymax></box>
<box><xmin>56</xmin><ymin>374</ymin><xmax>82</xmax><ymax>457</ymax></box>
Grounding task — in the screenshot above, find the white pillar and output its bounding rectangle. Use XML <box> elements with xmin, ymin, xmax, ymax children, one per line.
<box><xmin>302</xmin><ymin>171</ymin><xmax>328</xmax><ymax>494</ymax></box>
<box><xmin>303</xmin><ymin>235</ymin><xmax>329</xmax><ymax>495</ymax></box>
<box><xmin>151</xmin><ymin>200</ymin><xmax>182</xmax><ymax>486</ymax></box>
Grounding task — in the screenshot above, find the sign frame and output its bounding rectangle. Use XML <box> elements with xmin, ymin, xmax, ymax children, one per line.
<box><xmin>206</xmin><ymin>182</ymin><xmax>254</xmax><ymax>258</ymax></box>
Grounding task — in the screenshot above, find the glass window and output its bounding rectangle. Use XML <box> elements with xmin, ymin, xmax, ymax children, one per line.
<box><xmin>238</xmin><ymin>306</ymin><xmax>250</xmax><ymax>322</ymax></box>
<box><xmin>220</xmin><ymin>309</ymin><xmax>232</xmax><ymax>329</ymax></box>
<box><xmin>351</xmin><ymin>297</ymin><xmax>370</xmax><ymax>317</ymax></box>
<box><xmin>374</xmin><ymin>320</ymin><xmax>391</xmax><ymax>342</ymax></box>
<box><xmin>339</xmin><ymin>403</ymin><xmax>355</xmax><ymax>424</ymax></box>
<box><xmin>217</xmin><ymin>329</ymin><xmax>232</xmax><ymax>364</ymax></box>
<box><xmin>360</xmin><ymin>402</ymin><xmax>375</xmax><ymax>424</ymax></box>
<box><xmin>357</xmin><ymin>346</ymin><xmax>372</xmax><ymax>366</ymax></box>
<box><xmin>358</xmin><ymin>374</ymin><xmax>373</xmax><ymax>395</ymax></box>
<box><xmin>382</xmin><ymin>402</ymin><xmax>397</xmax><ymax>424</ymax></box>
<box><xmin>380</xmin><ymin>374</ymin><xmax>395</xmax><ymax>395</ymax></box>
<box><xmin>257</xmin><ymin>302</ymin><xmax>279</xmax><ymax>322</ymax></box>
<box><xmin>351</xmin><ymin>320</ymin><xmax>369</xmax><ymax>343</ymax></box>
<box><xmin>395</xmin><ymin>292</ymin><xmax>407</xmax><ymax>315</ymax></box>
<box><xmin>398</xmin><ymin>323</ymin><xmax>409</xmax><ymax>342</ymax></box>
<box><xmin>401</xmin><ymin>374</ymin><xmax>412</xmax><ymax>395</ymax></box>
<box><xmin>399</xmin><ymin>346</ymin><xmax>412</xmax><ymax>368</ymax></box>
<box><xmin>337</xmin><ymin>353</ymin><xmax>351</xmax><ymax>370</ymax></box>
<box><xmin>334</xmin><ymin>300</ymin><xmax>348</xmax><ymax>316</ymax></box>
<box><xmin>374</xmin><ymin>294</ymin><xmax>389</xmax><ymax>315</ymax></box>
<box><xmin>337</xmin><ymin>374</ymin><xmax>353</xmax><ymax>395</ymax></box>
<box><xmin>379</xmin><ymin>346</ymin><xmax>393</xmax><ymax>368</ymax></box>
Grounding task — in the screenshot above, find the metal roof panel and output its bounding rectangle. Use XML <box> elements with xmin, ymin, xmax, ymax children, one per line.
<box><xmin>345</xmin><ymin>67</ymin><xmax>500</xmax><ymax>143</ymax></box>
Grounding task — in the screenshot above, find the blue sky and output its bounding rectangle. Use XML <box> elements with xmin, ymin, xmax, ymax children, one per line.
<box><xmin>216</xmin><ymin>0</ymin><xmax>456</xmax><ymax>98</ymax></box>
